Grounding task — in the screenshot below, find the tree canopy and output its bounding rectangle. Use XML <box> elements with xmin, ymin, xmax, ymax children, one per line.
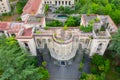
<box><xmin>16</xmin><ymin>0</ymin><xmax>28</xmax><ymax>14</ymax></box>
<box><xmin>0</xmin><ymin>36</ymin><xmax>49</xmax><ymax>80</ymax></box>
<box><xmin>75</xmin><ymin>0</ymin><xmax>120</xmax><ymax>24</ymax></box>
<box><xmin>109</xmin><ymin>28</ymin><xmax>120</xmax><ymax>56</ymax></box>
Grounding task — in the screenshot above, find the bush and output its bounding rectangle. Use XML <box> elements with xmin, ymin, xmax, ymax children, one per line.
<box><xmin>104</xmin><ymin>59</ymin><xmax>110</xmax><ymax>72</ymax></box>
<box><xmin>45</xmin><ymin>4</ymin><xmax>49</xmax><ymax>14</ymax></box>
<box><xmin>65</xmin><ymin>16</ymin><xmax>80</xmax><ymax>27</ymax></box>
<box><xmin>58</xmin><ymin>6</ymin><xmax>64</xmax><ymax>11</ymax></box>
<box><xmin>115</xmin><ymin>66</ymin><xmax>120</xmax><ymax>73</ymax></box>
<box><xmin>17</xmin><ymin>17</ymin><xmax>22</xmax><ymax>21</ymax></box>
<box><xmin>42</xmin><ymin>61</ymin><xmax>47</xmax><ymax>67</ymax></box>
<box><xmin>80</xmin><ymin>72</ymin><xmax>87</xmax><ymax>80</ymax></box>
<box><xmin>16</xmin><ymin>0</ymin><xmax>27</xmax><ymax>14</ymax></box>
<box><xmin>63</xmin><ymin>6</ymin><xmax>71</xmax><ymax>14</ymax></box>
<box><xmin>80</xmin><ymin>25</ymin><xmax>93</xmax><ymax>32</ymax></box>
<box><xmin>91</xmin><ymin>65</ymin><xmax>98</xmax><ymax>74</ymax></box>
<box><xmin>63</xmin><ymin>25</ymin><xmax>68</xmax><ymax>30</ymax></box>
<box><xmin>2</xmin><ymin>12</ymin><xmax>12</xmax><ymax>16</ymax></box>
<box><xmin>46</xmin><ymin>20</ymin><xmax>63</xmax><ymax>27</ymax></box>
<box><xmin>91</xmin><ymin>54</ymin><xmax>105</xmax><ymax>66</ymax></box>
<box><xmin>98</xmin><ymin>64</ymin><xmax>105</xmax><ymax>71</ymax></box>
<box><xmin>79</xmin><ymin>62</ymin><xmax>84</xmax><ymax>71</ymax></box>
<box><xmin>44</xmin><ymin>26</ymin><xmax>49</xmax><ymax>30</ymax></box>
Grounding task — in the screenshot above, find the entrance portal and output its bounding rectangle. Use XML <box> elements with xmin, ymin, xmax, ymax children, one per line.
<box><xmin>61</xmin><ymin>61</ymin><xmax>66</xmax><ymax>65</ymax></box>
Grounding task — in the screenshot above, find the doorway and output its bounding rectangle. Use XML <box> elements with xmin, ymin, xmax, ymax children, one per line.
<box><xmin>60</xmin><ymin>61</ymin><xmax>66</xmax><ymax>66</ymax></box>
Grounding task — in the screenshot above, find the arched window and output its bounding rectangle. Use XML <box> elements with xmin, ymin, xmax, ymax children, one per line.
<box><xmin>97</xmin><ymin>43</ymin><xmax>102</xmax><ymax>52</ymax></box>
<box><xmin>37</xmin><ymin>39</ymin><xmax>41</xmax><ymax>47</ymax></box>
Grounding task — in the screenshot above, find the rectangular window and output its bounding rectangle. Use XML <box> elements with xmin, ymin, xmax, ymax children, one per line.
<box><xmin>62</xmin><ymin>1</ymin><xmax>64</xmax><ymax>5</ymax></box>
<box><xmin>59</xmin><ymin>1</ymin><xmax>60</xmax><ymax>5</ymax></box>
<box><xmin>65</xmin><ymin>1</ymin><xmax>67</xmax><ymax>5</ymax></box>
<box><xmin>55</xmin><ymin>1</ymin><xmax>57</xmax><ymax>5</ymax></box>
<box><xmin>69</xmin><ymin>1</ymin><xmax>71</xmax><ymax>5</ymax></box>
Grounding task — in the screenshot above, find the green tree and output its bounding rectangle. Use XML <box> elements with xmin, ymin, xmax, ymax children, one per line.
<box><xmin>42</xmin><ymin>61</ymin><xmax>47</xmax><ymax>67</ymax></box>
<box><xmin>63</xmin><ymin>25</ymin><xmax>68</xmax><ymax>30</ymax></box>
<box><xmin>45</xmin><ymin>4</ymin><xmax>49</xmax><ymax>14</ymax></box>
<box><xmin>109</xmin><ymin>28</ymin><xmax>120</xmax><ymax>56</ymax></box>
<box><xmin>91</xmin><ymin>3</ymin><xmax>99</xmax><ymax>13</ymax></box>
<box><xmin>46</xmin><ymin>20</ymin><xmax>63</xmax><ymax>27</ymax></box>
<box><xmin>63</xmin><ymin>6</ymin><xmax>71</xmax><ymax>14</ymax></box>
<box><xmin>92</xmin><ymin>54</ymin><xmax>105</xmax><ymax>66</ymax></box>
<box><xmin>65</xmin><ymin>16</ymin><xmax>76</xmax><ymax>27</ymax></box>
<box><xmin>0</xmin><ymin>36</ymin><xmax>49</xmax><ymax>80</ymax></box>
<box><xmin>16</xmin><ymin>0</ymin><xmax>27</xmax><ymax>14</ymax></box>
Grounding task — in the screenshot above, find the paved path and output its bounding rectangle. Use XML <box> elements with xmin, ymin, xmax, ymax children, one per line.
<box><xmin>45</xmin><ymin>53</ymin><xmax>82</xmax><ymax>80</ymax></box>
<box><xmin>83</xmin><ymin>54</ymin><xmax>91</xmax><ymax>73</ymax></box>
<box><xmin>38</xmin><ymin>45</ymin><xmax>91</xmax><ymax>80</ymax></box>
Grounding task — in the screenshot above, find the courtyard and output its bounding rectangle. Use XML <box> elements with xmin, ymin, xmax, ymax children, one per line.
<box><xmin>37</xmin><ymin>44</ymin><xmax>91</xmax><ymax>80</ymax></box>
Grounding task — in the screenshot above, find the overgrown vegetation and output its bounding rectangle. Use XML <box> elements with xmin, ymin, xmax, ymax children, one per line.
<box><xmin>75</xmin><ymin>0</ymin><xmax>120</xmax><ymax>25</ymax></box>
<box><xmin>16</xmin><ymin>0</ymin><xmax>28</xmax><ymax>14</ymax></box>
<box><xmin>107</xmin><ymin>27</ymin><xmax>120</xmax><ymax>79</ymax></box>
<box><xmin>45</xmin><ymin>4</ymin><xmax>49</xmax><ymax>15</ymax></box>
<box><xmin>65</xmin><ymin>16</ymin><xmax>80</xmax><ymax>27</ymax></box>
<box><xmin>0</xmin><ymin>36</ymin><xmax>49</xmax><ymax>80</ymax></box>
<box><xmin>80</xmin><ymin>25</ymin><xmax>93</xmax><ymax>32</ymax></box>
<box><xmin>55</xmin><ymin>6</ymin><xmax>74</xmax><ymax>14</ymax></box>
<box><xmin>46</xmin><ymin>20</ymin><xmax>63</xmax><ymax>27</ymax></box>
<box><xmin>80</xmin><ymin>54</ymin><xmax>110</xmax><ymax>80</ymax></box>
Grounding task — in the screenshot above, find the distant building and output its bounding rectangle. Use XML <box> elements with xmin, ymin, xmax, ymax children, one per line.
<box><xmin>21</xmin><ymin>0</ymin><xmax>44</xmax><ymax>21</ymax></box>
<box><xmin>44</xmin><ymin>0</ymin><xmax>74</xmax><ymax>7</ymax></box>
<box><xmin>0</xmin><ymin>0</ymin><xmax>11</xmax><ymax>14</ymax></box>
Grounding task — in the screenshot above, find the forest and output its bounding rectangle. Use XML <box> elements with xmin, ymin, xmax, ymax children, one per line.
<box><xmin>75</xmin><ymin>0</ymin><xmax>120</xmax><ymax>25</ymax></box>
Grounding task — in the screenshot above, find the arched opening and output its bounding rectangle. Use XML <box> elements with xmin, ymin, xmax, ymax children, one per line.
<box><xmin>97</xmin><ymin>43</ymin><xmax>103</xmax><ymax>53</ymax></box>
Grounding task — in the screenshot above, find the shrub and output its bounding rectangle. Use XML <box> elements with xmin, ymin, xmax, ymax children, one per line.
<box><xmin>58</xmin><ymin>6</ymin><xmax>64</xmax><ymax>11</ymax></box>
<box><xmin>92</xmin><ymin>54</ymin><xmax>105</xmax><ymax>66</ymax></box>
<box><xmin>63</xmin><ymin>6</ymin><xmax>71</xmax><ymax>14</ymax></box>
<box><xmin>63</xmin><ymin>25</ymin><xmax>68</xmax><ymax>30</ymax></box>
<box><xmin>65</xmin><ymin>16</ymin><xmax>80</xmax><ymax>27</ymax></box>
<box><xmin>35</xmin><ymin>30</ymin><xmax>41</xmax><ymax>34</ymax></box>
<box><xmin>45</xmin><ymin>4</ymin><xmax>49</xmax><ymax>14</ymax></box>
<box><xmin>16</xmin><ymin>0</ymin><xmax>27</xmax><ymax>14</ymax></box>
<box><xmin>44</xmin><ymin>26</ymin><xmax>49</xmax><ymax>30</ymax></box>
<box><xmin>80</xmin><ymin>72</ymin><xmax>87</xmax><ymax>80</ymax></box>
<box><xmin>46</xmin><ymin>20</ymin><xmax>63</xmax><ymax>27</ymax></box>
<box><xmin>42</xmin><ymin>61</ymin><xmax>47</xmax><ymax>67</ymax></box>
<box><xmin>115</xmin><ymin>66</ymin><xmax>120</xmax><ymax>73</ymax></box>
<box><xmin>80</xmin><ymin>25</ymin><xmax>93</xmax><ymax>32</ymax></box>
<box><xmin>17</xmin><ymin>17</ymin><xmax>22</xmax><ymax>21</ymax></box>
<box><xmin>104</xmin><ymin>59</ymin><xmax>110</xmax><ymax>72</ymax></box>
<box><xmin>2</xmin><ymin>12</ymin><xmax>12</xmax><ymax>16</ymax></box>
<box><xmin>98</xmin><ymin>64</ymin><xmax>105</xmax><ymax>71</ymax></box>
<box><xmin>79</xmin><ymin>62</ymin><xmax>84</xmax><ymax>71</ymax></box>
<box><xmin>91</xmin><ymin>65</ymin><xmax>98</xmax><ymax>74</ymax></box>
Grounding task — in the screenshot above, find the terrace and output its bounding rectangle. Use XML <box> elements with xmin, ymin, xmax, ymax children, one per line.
<box><xmin>16</xmin><ymin>27</ymin><xmax>33</xmax><ymax>39</ymax></box>
<box><xmin>25</xmin><ymin>16</ymin><xmax>43</xmax><ymax>24</ymax></box>
<box><xmin>93</xmin><ymin>29</ymin><xmax>111</xmax><ymax>39</ymax></box>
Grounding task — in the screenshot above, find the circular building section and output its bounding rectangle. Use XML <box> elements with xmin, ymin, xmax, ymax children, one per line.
<box><xmin>53</xmin><ymin>29</ymin><xmax>73</xmax><ymax>44</ymax></box>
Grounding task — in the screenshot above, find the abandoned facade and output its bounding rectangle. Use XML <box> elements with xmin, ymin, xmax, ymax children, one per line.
<box><xmin>0</xmin><ymin>0</ymin><xmax>11</xmax><ymax>14</ymax></box>
<box><xmin>0</xmin><ymin>0</ymin><xmax>118</xmax><ymax>66</ymax></box>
